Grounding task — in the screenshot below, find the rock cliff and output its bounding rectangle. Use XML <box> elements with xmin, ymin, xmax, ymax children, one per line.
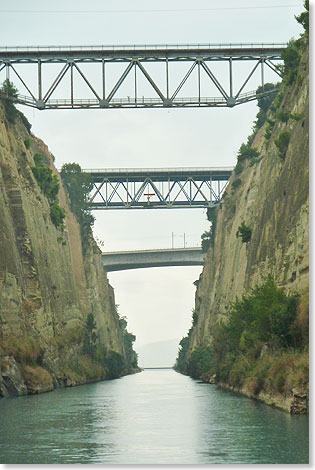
<box><xmin>178</xmin><ymin>39</ymin><xmax>309</xmax><ymax>413</ymax></box>
<box><xmin>0</xmin><ymin>101</ymin><xmax>136</xmax><ymax>397</ymax></box>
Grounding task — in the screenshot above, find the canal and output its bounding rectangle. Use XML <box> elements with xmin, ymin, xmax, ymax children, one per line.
<box><xmin>0</xmin><ymin>369</ymin><xmax>309</xmax><ymax>464</ymax></box>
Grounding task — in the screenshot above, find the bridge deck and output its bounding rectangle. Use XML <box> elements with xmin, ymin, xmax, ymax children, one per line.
<box><xmin>0</xmin><ymin>43</ymin><xmax>285</xmax><ymax>62</ymax></box>
<box><xmin>84</xmin><ymin>167</ymin><xmax>233</xmax><ymax>182</ymax></box>
<box><xmin>102</xmin><ymin>247</ymin><xmax>204</xmax><ymax>271</ymax></box>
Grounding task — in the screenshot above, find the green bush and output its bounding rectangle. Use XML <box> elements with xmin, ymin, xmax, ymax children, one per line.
<box><xmin>210</xmin><ymin>277</ymin><xmax>301</xmax><ymax>385</ymax></box>
<box><xmin>187</xmin><ymin>346</ymin><xmax>215</xmax><ymax>379</ymax></box>
<box><xmin>237</xmin><ymin>222</ymin><xmax>252</xmax><ymax>243</ymax></box>
<box><xmin>175</xmin><ymin>335</ymin><xmax>191</xmax><ymax>373</ymax></box>
<box><xmin>119</xmin><ymin>315</ymin><xmax>138</xmax><ymax>369</ymax></box>
<box><xmin>32</xmin><ymin>152</ymin><xmax>65</xmax><ymax>229</ymax></box>
<box><xmin>105</xmin><ymin>351</ymin><xmax>126</xmax><ymax>379</ymax></box>
<box><xmin>50</xmin><ymin>202</ymin><xmax>65</xmax><ymax>229</ymax></box>
<box><xmin>276</xmin><ymin>110</ymin><xmax>291</xmax><ymax>122</ymax></box>
<box><xmin>275</xmin><ymin>131</ymin><xmax>291</xmax><ymax>159</ymax></box>
<box><xmin>295</xmin><ymin>0</ymin><xmax>309</xmax><ymax>36</ymax></box>
<box><xmin>24</xmin><ymin>138</ymin><xmax>31</xmax><ymax>149</ymax></box>
<box><xmin>264</xmin><ymin>119</ymin><xmax>275</xmax><ymax>140</ymax></box>
<box><xmin>60</xmin><ymin>163</ymin><xmax>94</xmax><ymax>247</ymax></box>
<box><xmin>19</xmin><ymin>112</ymin><xmax>32</xmax><ymax>133</ymax></box>
<box><xmin>237</xmin><ymin>143</ymin><xmax>260</xmax><ymax>163</ymax></box>
<box><xmin>32</xmin><ymin>153</ymin><xmax>60</xmax><ymax>201</ymax></box>
<box><xmin>254</xmin><ymin>83</ymin><xmax>279</xmax><ymax>130</ymax></box>
<box><xmin>0</xmin><ymin>79</ymin><xmax>19</xmax><ymax>123</ymax></box>
<box><xmin>83</xmin><ymin>313</ymin><xmax>98</xmax><ymax>358</ymax></box>
<box><xmin>279</xmin><ymin>39</ymin><xmax>301</xmax><ymax>85</ymax></box>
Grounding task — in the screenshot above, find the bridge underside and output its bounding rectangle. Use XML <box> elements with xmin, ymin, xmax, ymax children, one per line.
<box><xmin>86</xmin><ymin>167</ymin><xmax>233</xmax><ymax>209</ymax></box>
<box><xmin>0</xmin><ymin>44</ymin><xmax>283</xmax><ymax>110</ymax></box>
<box><xmin>102</xmin><ymin>248</ymin><xmax>204</xmax><ymax>271</ymax></box>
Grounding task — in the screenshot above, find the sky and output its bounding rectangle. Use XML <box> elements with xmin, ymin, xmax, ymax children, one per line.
<box><xmin>0</xmin><ymin>1</ymin><xmax>304</xmax><ymax>351</ymax></box>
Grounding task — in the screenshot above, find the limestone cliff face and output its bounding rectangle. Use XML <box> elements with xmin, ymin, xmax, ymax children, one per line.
<box><xmin>0</xmin><ymin>102</ymin><xmax>131</xmax><ymax>397</ymax></box>
<box><xmin>185</xmin><ymin>43</ymin><xmax>308</xmax><ymax>412</ymax></box>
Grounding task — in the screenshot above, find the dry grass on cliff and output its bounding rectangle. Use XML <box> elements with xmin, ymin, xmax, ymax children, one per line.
<box><xmin>74</xmin><ymin>355</ymin><xmax>106</xmax><ymax>381</ymax></box>
<box><xmin>244</xmin><ymin>349</ymin><xmax>309</xmax><ymax>396</ymax></box>
<box><xmin>21</xmin><ymin>364</ymin><xmax>53</xmax><ymax>387</ymax></box>
<box><xmin>1</xmin><ymin>336</ymin><xmax>42</xmax><ymax>364</ymax></box>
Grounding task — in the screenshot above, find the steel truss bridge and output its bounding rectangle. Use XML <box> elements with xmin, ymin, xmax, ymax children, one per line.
<box><xmin>0</xmin><ymin>43</ymin><xmax>284</xmax><ymax>110</ymax></box>
<box><xmin>85</xmin><ymin>167</ymin><xmax>233</xmax><ymax>210</ymax></box>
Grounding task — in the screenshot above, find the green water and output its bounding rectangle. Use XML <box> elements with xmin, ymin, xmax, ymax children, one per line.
<box><xmin>0</xmin><ymin>369</ymin><xmax>309</xmax><ymax>464</ymax></box>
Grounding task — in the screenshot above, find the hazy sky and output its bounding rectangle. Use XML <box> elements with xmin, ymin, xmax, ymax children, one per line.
<box><xmin>0</xmin><ymin>1</ymin><xmax>304</xmax><ymax>349</ymax></box>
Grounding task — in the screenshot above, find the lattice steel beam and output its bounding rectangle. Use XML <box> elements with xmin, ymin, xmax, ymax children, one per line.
<box><xmin>83</xmin><ymin>167</ymin><xmax>233</xmax><ymax>210</ymax></box>
<box><xmin>0</xmin><ymin>43</ymin><xmax>284</xmax><ymax>110</ymax></box>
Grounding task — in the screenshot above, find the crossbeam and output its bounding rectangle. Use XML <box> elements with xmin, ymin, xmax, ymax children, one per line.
<box><xmin>84</xmin><ymin>167</ymin><xmax>233</xmax><ymax>210</ymax></box>
<box><xmin>0</xmin><ymin>43</ymin><xmax>284</xmax><ymax>110</ymax></box>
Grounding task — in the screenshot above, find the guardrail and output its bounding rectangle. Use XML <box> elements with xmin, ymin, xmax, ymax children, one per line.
<box><xmin>81</xmin><ymin>167</ymin><xmax>234</xmax><ymax>174</ymax></box>
<box><xmin>0</xmin><ymin>42</ymin><xmax>287</xmax><ymax>52</ymax></box>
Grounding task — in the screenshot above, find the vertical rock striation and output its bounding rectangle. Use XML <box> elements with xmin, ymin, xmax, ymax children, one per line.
<box><xmin>0</xmin><ymin>101</ymin><xmax>136</xmax><ymax>397</ymax></box>
<box><xmin>179</xmin><ymin>40</ymin><xmax>309</xmax><ymax>413</ymax></box>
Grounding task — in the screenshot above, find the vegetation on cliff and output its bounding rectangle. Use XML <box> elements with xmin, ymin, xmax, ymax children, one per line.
<box><xmin>60</xmin><ymin>163</ymin><xmax>95</xmax><ymax>247</ymax></box>
<box><xmin>0</xmin><ymin>85</ymin><xmax>138</xmax><ymax>398</ymax></box>
<box><xmin>81</xmin><ymin>311</ymin><xmax>138</xmax><ymax>379</ymax></box>
<box><xmin>176</xmin><ymin>278</ymin><xmax>308</xmax><ymax>398</ymax></box>
<box><xmin>32</xmin><ymin>153</ymin><xmax>66</xmax><ymax>229</ymax></box>
<box><xmin>0</xmin><ymin>79</ymin><xmax>32</xmax><ymax>131</ymax></box>
<box><xmin>179</xmin><ymin>4</ymin><xmax>309</xmax><ymax>412</ymax></box>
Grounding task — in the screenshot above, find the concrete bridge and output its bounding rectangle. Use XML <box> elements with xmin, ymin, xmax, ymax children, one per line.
<box><xmin>102</xmin><ymin>247</ymin><xmax>204</xmax><ymax>271</ymax></box>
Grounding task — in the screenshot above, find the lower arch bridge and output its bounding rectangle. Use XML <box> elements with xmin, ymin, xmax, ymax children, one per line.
<box><xmin>102</xmin><ymin>248</ymin><xmax>205</xmax><ymax>272</ymax></box>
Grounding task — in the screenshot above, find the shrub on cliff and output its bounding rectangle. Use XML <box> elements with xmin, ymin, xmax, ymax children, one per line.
<box><xmin>254</xmin><ymin>83</ymin><xmax>279</xmax><ymax>130</ymax></box>
<box><xmin>212</xmin><ymin>278</ymin><xmax>300</xmax><ymax>380</ymax></box>
<box><xmin>0</xmin><ymin>79</ymin><xmax>18</xmax><ymax>123</ymax></box>
<box><xmin>83</xmin><ymin>313</ymin><xmax>98</xmax><ymax>358</ymax></box>
<box><xmin>275</xmin><ymin>131</ymin><xmax>291</xmax><ymax>159</ymax></box>
<box><xmin>60</xmin><ymin>163</ymin><xmax>94</xmax><ymax>246</ymax></box>
<box><xmin>187</xmin><ymin>346</ymin><xmax>215</xmax><ymax>379</ymax></box>
<box><xmin>105</xmin><ymin>351</ymin><xmax>126</xmax><ymax>379</ymax></box>
<box><xmin>277</xmin><ymin>39</ymin><xmax>302</xmax><ymax>86</ymax></box>
<box><xmin>295</xmin><ymin>0</ymin><xmax>309</xmax><ymax>36</ymax></box>
<box><xmin>0</xmin><ymin>79</ymin><xmax>32</xmax><ymax>132</ymax></box>
<box><xmin>175</xmin><ymin>335</ymin><xmax>190</xmax><ymax>373</ymax></box>
<box><xmin>32</xmin><ymin>153</ymin><xmax>65</xmax><ymax>229</ymax></box>
<box><xmin>236</xmin><ymin>222</ymin><xmax>252</xmax><ymax>243</ymax></box>
<box><xmin>119</xmin><ymin>315</ymin><xmax>138</xmax><ymax>369</ymax></box>
<box><xmin>201</xmin><ymin>205</ymin><xmax>218</xmax><ymax>252</ymax></box>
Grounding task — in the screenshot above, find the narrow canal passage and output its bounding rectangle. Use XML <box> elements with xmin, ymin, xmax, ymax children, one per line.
<box><xmin>0</xmin><ymin>369</ymin><xmax>308</xmax><ymax>464</ymax></box>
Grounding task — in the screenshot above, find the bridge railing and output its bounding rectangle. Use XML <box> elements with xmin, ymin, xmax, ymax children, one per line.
<box><xmin>81</xmin><ymin>167</ymin><xmax>234</xmax><ymax>174</ymax></box>
<box><xmin>12</xmin><ymin>88</ymin><xmax>279</xmax><ymax>109</ymax></box>
<box><xmin>0</xmin><ymin>42</ymin><xmax>287</xmax><ymax>53</ymax></box>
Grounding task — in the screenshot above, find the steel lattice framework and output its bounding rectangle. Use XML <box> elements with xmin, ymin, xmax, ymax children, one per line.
<box><xmin>0</xmin><ymin>43</ymin><xmax>284</xmax><ymax>109</ymax></box>
<box><xmin>85</xmin><ymin>167</ymin><xmax>233</xmax><ymax>209</ymax></box>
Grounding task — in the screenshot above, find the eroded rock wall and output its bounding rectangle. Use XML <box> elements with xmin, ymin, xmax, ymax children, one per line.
<box><xmin>0</xmin><ymin>102</ymin><xmax>129</xmax><ymax>396</ymax></box>
<box><xmin>185</xmin><ymin>43</ymin><xmax>309</xmax><ymax>412</ymax></box>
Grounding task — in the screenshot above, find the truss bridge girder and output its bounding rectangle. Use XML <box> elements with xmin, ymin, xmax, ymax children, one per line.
<box><xmin>84</xmin><ymin>167</ymin><xmax>233</xmax><ymax>210</ymax></box>
<box><xmin>0</xmin><ymin>43</ymin><xmax>284</xmax><ymax>110</ymax></box>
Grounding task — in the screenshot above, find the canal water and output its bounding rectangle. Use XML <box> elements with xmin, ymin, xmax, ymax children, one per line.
<box><xmin>0</xmin><ymin>369</ymin><xmax>309</xmax><ymax>464</ymax></box>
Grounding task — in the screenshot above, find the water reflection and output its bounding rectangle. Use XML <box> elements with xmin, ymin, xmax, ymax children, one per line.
<box><xmin>0</xmin><ymin>369</ymin><xmax>309</xmax><ymax>464</ymax></box>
